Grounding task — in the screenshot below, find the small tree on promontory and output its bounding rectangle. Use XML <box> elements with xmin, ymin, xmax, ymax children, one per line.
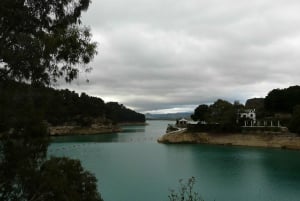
<box><xmin>191</xmin><ymin>104</ymin><xmax>210</xmax><ymax>122</ymax></box>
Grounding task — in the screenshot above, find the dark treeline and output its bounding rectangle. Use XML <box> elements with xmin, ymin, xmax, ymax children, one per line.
<box><xmin>0</xmin><ymin>80</ymin><xmax>145</xmax><ymax>132</ymax></box>
<box><xmin>0</xmin><ymin>1</ymin><xmax>104</xmax><ymax>200</ymax></box>
<box><xmin>264</xmin><ymin>86</ymin><xmax>300</xmax><ymax>133</ymax></box>
<box><xmin>265</xmin><ymin>86</ymin><xmax>300</xmax><ymax>113</ymax></box>
<box><xmin>191</xmin><ymin>85</ymin><xmax>300</xmax><ymax>134</ymax></box>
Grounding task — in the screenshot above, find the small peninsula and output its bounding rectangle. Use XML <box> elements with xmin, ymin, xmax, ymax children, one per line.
<box><xmin>158</xmin><ymin>132</ymin><xmax>300</xmax><ymax>150</ymax></box>
<box><xmin>158</xmin><ymin>86</ymin><xmax>300</xmax><ymax>150</ymax></box>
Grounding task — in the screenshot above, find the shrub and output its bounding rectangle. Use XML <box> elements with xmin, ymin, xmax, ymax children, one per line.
<box><xmin>168</xmin><ymin>177</ymin><xmax>204</xmax><ymax>201</ymax></box>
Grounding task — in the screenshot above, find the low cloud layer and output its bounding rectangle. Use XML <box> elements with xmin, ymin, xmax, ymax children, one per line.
<box><xmin>59</xmin><ymin>0</ymin><xmax>300</xmax><ymax>113</ymax></box>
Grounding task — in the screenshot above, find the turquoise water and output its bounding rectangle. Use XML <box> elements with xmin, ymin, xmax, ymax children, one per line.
<box><xmin>49</xmin><ymin>120</ymin><xmax>300</xmax><ymax>201</ymax></box>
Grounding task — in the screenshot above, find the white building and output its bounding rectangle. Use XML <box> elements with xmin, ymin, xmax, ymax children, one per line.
<box><xmin>238</xmin><ymin>109</ymin><xmax>256</xmax><ymax>123</ymax></box>
<box><xmin>176</xmin><ymin>118</ymin><xmax>188</xmax><ymax>127</ymax></box>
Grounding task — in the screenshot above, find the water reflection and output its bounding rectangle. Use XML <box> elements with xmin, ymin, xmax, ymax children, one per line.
<box><xmin>51</xmin><ymin>133</ymin><xmax>120</xmax><ymax>143</ymax></box>
<box><xmin>121</xmin><ymin>126</ymin><xmax>146</xmax><ymax>133</ymax></box>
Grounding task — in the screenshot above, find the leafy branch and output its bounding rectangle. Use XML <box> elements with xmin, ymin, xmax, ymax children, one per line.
<box><xmin>168</xmin><ymin>177</ymin><xmax>204</xmax><ymax>201</ymax></box>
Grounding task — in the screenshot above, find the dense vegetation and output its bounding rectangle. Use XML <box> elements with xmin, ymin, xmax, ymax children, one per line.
<box><xmin>0</xmin><ymin>80</ymin><xmax>145</xmax><ymax>132</ymax></box>
<box><xmin>190</xmin><ymin>99</ymin><xmax>242</xmax><ymax>133</ymax></box>
<box><xmin>245</xmin><ymin>98</ymin><xmax>266</xmax><ymax>118</ymax></box>
<box><xmin>264</xmin><ymin>86</ymin><xmax>300</xmax><ymax>133</ymax></box>
<box><xmin>265</xmin><ymin>86</ymin><xmax>300</xmax><ymax>113</ymax></box>
<box><xmin>0</xmin><ymin>1</ymin><xmax>104</xmax><ymax>201</ymax></box>
<box><xmin>168</xmin><ymin>177</ymin><xmax>203</xmax><ymax>201</ymax></box>
<box><xmin>191</xmin><ymin>86</ymin><xmax>300</xmax><ymax>134</ymax></box>
<box><xmin>0</xmin><ymin>0</ymin><xmax>97</xmax><ymax>85</ymax></box>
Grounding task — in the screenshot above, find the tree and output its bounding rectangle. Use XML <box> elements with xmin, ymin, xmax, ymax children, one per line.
<box><xmin>209</xmin><ymin>99</ymin><xmax>235</xmax><ymax>124</ymax></box>
<box><xmin>264</xmin><ymin>86</ymin><xmax>300</xmax><ymax>113</ymax></box>
<box><xmin>264</xmin><ymin>89</ymin><xmax>286</xmax><ymax>113</ymax></box>
<box><xmin>191</xmin><ymin>104</ymin><xmax>209</xmax><ymax>122</ymax></box>
<box><xmin>233</xmin><ymin>100</ymin><xmax>244</xmax><ymax>111</ymax></box>
<box><xmin>0</xmin><ymin>0</ymin><xmax>97</xmax><ymax>85</ymax></box>
<box><xmin>288</xmin><ymin>105</ymin><xmax>300</xmax><ymax>134</ymax></box>
<box><xmin>0</xmin><ymin>103</ymin><xmax>50</xmax><ymax>201</ymax></box>
<box><xmin>168</xmin><ymin>177</ymin><xmax>204</xmax><ymax>201</ymax></box>
<box><xmin>37</xmin><ymin>157</ymin><xmax>103</xmax><ymax>201</ymax></box>
<box><xmin>191</xmin><ymin>100</ymin><xmax>240</xmax><ymax>133</ymax></box>
<box><xmin>245</xmin><ymin>98</ymin><xmax>265</xmax><ymax>118</ymax></box>
<box><xmin>0</xmin><ymin>1</ymin><xmax>102</xmax><ymax>200</ymax></box>
<box><xmin>105</xmin><ymin>102</ymin><xmax>145</xmax><ymax>123</ymax></box>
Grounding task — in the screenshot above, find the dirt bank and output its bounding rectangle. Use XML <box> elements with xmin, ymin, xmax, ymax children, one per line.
<box><xmin>49</xmin><ymin>125</ymin><xmax>121</xmax><ymax>136</ymax></box>
<box><xmin>157</xmin><ymin>132</ymin><xmax>300</xmax><ymax>150</ymax></box>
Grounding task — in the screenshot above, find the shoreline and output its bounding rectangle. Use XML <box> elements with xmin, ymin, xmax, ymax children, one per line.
<box><xmin>49</xmin><ymin>121</ymin><xmax>147</xmax><ymax>136</ymax></box>
<box><xmin>157</xmin><ymin>132</ymin><xmax>300</xmax><ymax>150</ymax></box>
<box><xmin>49</xmin><ymin>125</ymin><xmax>121</xmax><ymax>136</ymax></box>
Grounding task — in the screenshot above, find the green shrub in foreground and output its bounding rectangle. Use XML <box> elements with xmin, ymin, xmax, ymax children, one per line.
<box><xmin>168</xmin><ymin>177</ymin><xmax>204</xmax><ymax>201</ymax></box>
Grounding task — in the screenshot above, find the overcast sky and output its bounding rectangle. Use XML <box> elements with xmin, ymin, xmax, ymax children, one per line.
<box><xmin>58</xmin><ymin>0</ymin><xmax>300</xmax><ymax>113</ymax></box>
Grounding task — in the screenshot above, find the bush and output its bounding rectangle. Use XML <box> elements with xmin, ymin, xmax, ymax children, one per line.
<box><xmin>168</xmin><ymin>177</ymin><xmax>204</xmax><ymax>201</ymax></box>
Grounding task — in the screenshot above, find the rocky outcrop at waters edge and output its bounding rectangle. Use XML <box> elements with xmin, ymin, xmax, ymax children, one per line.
<box><xmin>157</xmin><ymin>132</ymin><xmax>300</xmax><ymax>150</ymax></box>
<box><xmin>49</xmin><ymin>124</ymin><xmax>121</xmax><ymax>136</ymax></box>
<box><xmin>49</xmin><ymin>121</ymin><xmax>147</xmax><ymax>136</ymax></box>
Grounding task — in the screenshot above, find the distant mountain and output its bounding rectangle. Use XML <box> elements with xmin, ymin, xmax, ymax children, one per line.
<box><xmin>145</xmin><ymin>112</ymin><xmax>192</xmax><ymax>120</ymax></box>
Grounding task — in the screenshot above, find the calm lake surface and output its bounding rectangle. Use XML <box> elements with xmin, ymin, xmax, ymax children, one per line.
<box><xmin>49</xmin><ymin>120</ymin><xmax>300</xmax><ymax>201</ymax></box>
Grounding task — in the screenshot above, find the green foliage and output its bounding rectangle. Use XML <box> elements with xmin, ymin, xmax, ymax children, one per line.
<box><xmin>0</xmin><ymin>149</ymin><xmax>103</xmax><ymax>201</ymax></box>
<box><xmin>0</xmin><ymin>80</ymin><xmax>145</xmax><ymax>129</ymax></box>
<box><xmin>105</xmin><ymin>102</ymin><xmax>145</xmax><ymax>123</ymax></box>
<box><xmin>190</xmin><ymin>99</ymin><xmax>240</xmax><ymax>132</ymax></box>
<box><xmin>191</xmin><ymin>104</ymin><xmax>209</xmax><ymax>122</ymax></box>
<box><xmin>0</xmin><ymin>1</ymin><xmax>105</xmax><ymax>201</ymax></box>
<box><xmin>0</xmin><ymin>120</ymin><xmax>49</xmax><ymax>201</ymax></box>
<box><xmin>0</xmin><ymin>0</ymin><xmax>97</xmax><ymax>85</ymax></box>
<box><xmin>191</xmin><ymin>100</ymin><xmax>236</xmax><ymax>124</ymax></box>
<box><xmin>288</xmin><ymin>105</ymin><xmax>300</xmax><ymax>134</ymax></box>
<box><xmin>208</xmin><ymin>99</ymin><xmax>235</xmax><ymax>124</ymax></box>
<box><xmin>265</xmin><ymin>86</ymin><xmax>300</xmax><ymax>113</ymax></box>
<box><xmin>245</xmin><ymin>98</ymin><xmax>266</xmax><ymax>118</ymax></box>
<box><xmin>168</xmin><ymin>177</ymin><xmax>204</xmax><ymax>201</ymax></box>
<box><xmin>38</xmin><ymin>157</ymin><xmax>103</xmax><ymax>201</ymax></box>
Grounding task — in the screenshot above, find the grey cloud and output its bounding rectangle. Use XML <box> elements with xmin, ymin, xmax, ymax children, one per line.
<box><xmin>60</xmin><ymin>0</ymin><xmax>300</xmax><ymax>112</ymax></box>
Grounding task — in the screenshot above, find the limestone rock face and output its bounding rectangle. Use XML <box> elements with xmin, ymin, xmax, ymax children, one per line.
<box><xmin>48</xmin><ymin>117</ymin><xmax>122</xmax><ymax>136</ymax></box>
<box><xmin>158</xmin><ymin>132</ymin><xmax>300</xmax><ymax>150</ymax></box>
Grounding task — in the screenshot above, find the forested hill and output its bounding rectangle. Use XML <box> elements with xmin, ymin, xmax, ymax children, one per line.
<box><xmin>0</xmin><ymin>81</ymin><xmax>145</xmax><ymax>131</ymax></box>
